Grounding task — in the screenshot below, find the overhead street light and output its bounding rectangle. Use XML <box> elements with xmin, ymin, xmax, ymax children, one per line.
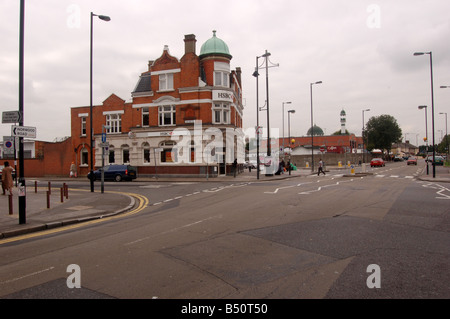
<box><xmin>282</xmin><ymin>101</ymin><xmax>292</xmax><ymax>158</ymax></box>
<box><xmin>418</xmin><ymin>105</ymin><xmax>429</xmax><ymax>175</ymax></box>
<box><xmin>90</xmin><ymin>12</ymin><xmax>111</xmax><ymax>192</ymax></box>
<box><xmin>287</xmin><ymin>109</ymin><xmax>295</xmax><ymax>175</ymax></box>
<box><xmin>310</xmin><ymin>81</ymin><xmax>322</xmax><ymax>173</ymax></box>
<box><xmin>362</xmin><ymin>109</ymin><xmax>370</xmax><ymax>164</ymax></box>
<box><xmin>414</xmin><ymin>51</ymin><xmax>436</xmax><ymax>178</ymax></box>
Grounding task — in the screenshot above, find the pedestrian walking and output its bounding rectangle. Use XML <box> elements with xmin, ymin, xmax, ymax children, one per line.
<box><xmin>70</xmin><ymin>162</ymin><xmax>77</xmax><ymax>178</ymax></box>
<box><xmin>2</xmin><ymin>161</ymin><xmax>14</xmax><ymax>195</ymax></box>
<box><xmin>232</xmin><ymin>159</ymin><xmax>237</xmax><ymax>177</ymax></box>
<box><xmin>318</xmin><ymin>158</ymin><xmax>326</xmax><ymax>176</ymax></box>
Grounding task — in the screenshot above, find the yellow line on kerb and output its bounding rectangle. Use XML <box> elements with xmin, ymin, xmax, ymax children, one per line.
<box><xmin>0</xmin><ymin>190</ymin><xmax>149</xmax><ymax>245</ymax></box>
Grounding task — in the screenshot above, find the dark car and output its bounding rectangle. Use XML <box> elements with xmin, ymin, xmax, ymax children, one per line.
<box><xmin>370</xmin><ymin>158</ymin><xmax>385</xmax><ymax>167</ymax></box>
<box><xmin>88</xmin><ymin>164</ymin><xmax>137</xmax><ymax>182</ymax></box>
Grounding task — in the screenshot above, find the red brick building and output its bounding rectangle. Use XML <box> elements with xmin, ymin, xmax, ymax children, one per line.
<box><xmin>71</xmin><ymin>32</ymin><xmax>244</xmax><ymax>177</ymax></box>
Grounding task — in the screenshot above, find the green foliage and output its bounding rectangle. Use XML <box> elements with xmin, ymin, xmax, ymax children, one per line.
<box><xmin>365</xmin><ymin>114</ymin><xmax>402</xmax><ymax>152</ymax></box>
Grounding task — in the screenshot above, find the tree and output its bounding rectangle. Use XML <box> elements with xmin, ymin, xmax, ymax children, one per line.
<box><xmin>365</xmin><ymin>114</ymin><xmax>402</xmax><ymax>154</ymax></box>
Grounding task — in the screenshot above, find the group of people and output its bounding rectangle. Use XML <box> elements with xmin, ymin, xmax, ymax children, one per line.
<box><xmin>1</xmin><ymin>161</ymin><xmax>14</xmax><ymax>196</ymax></box>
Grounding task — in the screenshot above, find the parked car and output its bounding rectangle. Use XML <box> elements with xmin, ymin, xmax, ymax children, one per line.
<box><xmin>87</xmin><ymin>164</ymin><xmax>137</xmax><ymax>182</ymax></box>
<box><xmin>370</xmin><ymin>158</ymin><xmax>385</xmax><ymax>167</ymax></box>
<box><xmin>393</xmin><ymin>155</ymin><xmax>403</xmax><ymax>162</ymax></box>
<box><xmin>407</xmin><ymin>157</ymin><xmax>417</xmax><ymax>165</ymax></box>
<box><xmin>433</xmin><ymin>156</ymin><xmax>444</xmax><ymax>166</ymax></box>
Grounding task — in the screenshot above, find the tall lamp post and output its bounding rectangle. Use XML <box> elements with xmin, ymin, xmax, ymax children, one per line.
<box><xmin>287</xmin><ymin>109</ymin><xmax>295</xmax><ymax>175</ymax></box>
<box><xmin>418</xmin><ymin>105</ymin><xmax>429</xmax><ymax>175</ymax></box>
<box><xmin>414</xmin><ymin>52</ymin><xmax>436</xmax><ymax>178</ymax></box>
<box><xmin>90</xmin><ymin>12</ymin><xmax>111</xmax><ymax>192</ymax></box>
<box><xmin>310</xmin><ymin>81</ymin><xmax>322</xmax><ymax>172</ymax></box>
<box><xmin>252</xmin><ymin>56</ymin><xmax>262</xmax><ymax>180</ymax></box>
<box><xmin>18</xmin><ymin>0</ymin><xmax>26</xmax><ymax>224</ymax></box>
<box><xmin>362</xmin><ymin>108</ymin><xmax>370</xmax><ymax>163</ymax></box>
<box><xmin>439</xmin><ymin>85</ymin><xmax>449</xmax><ymax>157</ymax></box>
<box><xmin>439</xmin><ymin>111</ymin><xmax>448</xmax><ymax>157</ymax></box>
<box><xmin>282</xmin><ymin>101</ymin><xmax>292</xmax><ymax>159</ymax></box>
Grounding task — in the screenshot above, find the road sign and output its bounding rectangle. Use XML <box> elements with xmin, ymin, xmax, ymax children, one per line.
<box><xmin>2</xmin><ymin>136</ymin><xmax>15</xmax><ymax>156</ymax></box>
<box><xmin>11</xmin><ymin>125</ymin><xmax>36</xmax><ymax>138</ymax></box>
<box><xmin>2</xmin><ymin>111</ymin><xmax>21</xmax><ymax>124</ymax></box>
<box><xmin>102</xmin><ymin>133</ymin><xmax>106</xmax><ymax>143</ymax></box>
<box><xmin>99</xmin><ymin>142</ymin><xmax>109</xmax><ymax>148</ymax></box>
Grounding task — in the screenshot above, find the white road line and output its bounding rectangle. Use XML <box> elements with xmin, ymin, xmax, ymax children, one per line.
<box><xmin>0</xmin><ymin>267</ymin><xmax>55</xmax><ymax>285</ymax></box>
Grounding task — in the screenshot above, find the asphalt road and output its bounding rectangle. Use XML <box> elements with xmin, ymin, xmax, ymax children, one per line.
<box><xmin>0</xmin><ymin>161</ymin><xmax>449</xmax><ymax>303</ymax></box>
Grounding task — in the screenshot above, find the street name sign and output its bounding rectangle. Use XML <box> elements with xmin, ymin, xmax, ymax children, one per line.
<box><xmin>11</xmin><ymin>125</ymin><xmax>36</xmax><ymax>138</ymax></box>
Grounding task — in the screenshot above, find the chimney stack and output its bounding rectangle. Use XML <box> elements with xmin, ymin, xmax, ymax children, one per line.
<box><xmin>184</xmin><ymin>34</ymin><xmax>196</xmax><ymax>55</ymax></box>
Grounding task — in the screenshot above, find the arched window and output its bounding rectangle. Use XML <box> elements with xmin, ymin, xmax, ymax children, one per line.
<box><xmin>108</xmin><ymin>145</ymin><xmax>115</xmax><ymax>164</ymax></box>
<box><xmin>80</xmin><ymin>147</ymin><xmax>88</xmax><ymax>166</ymax></box>
<box><xmin>122</xmin><ymin>144</ymin><xmax>130</xmax><ymax>164</ymax></box>
<box><xmin>159</xmin><ymin>141</ymin><xmax>176</xmax><ymax>163</ymax></box>
<box><xmin>142</xmin><ymin>142</ymin><xmax>150</xmax><ymax>163</ymax></box>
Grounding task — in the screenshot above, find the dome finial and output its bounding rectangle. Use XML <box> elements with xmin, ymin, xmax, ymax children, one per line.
<box><xmin>213</xmin><ymin>30</ymin><xmax>216</xmax><ymax>36</ymax></box>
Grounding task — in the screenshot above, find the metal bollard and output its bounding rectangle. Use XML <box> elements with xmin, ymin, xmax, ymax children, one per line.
<box><xmin>47</xmin><ymin>190</ymin><xmax>50</xmax><ymax>209</ymax></box>
<box><xmin>9</xmin><ymin>194</ymin><xmax>13</xmax><ymax>215</ymax></box>
<box><xmin>60</xmin><ymin>187</ymin><xmax>64</xmax><ymax>203</ymax></box>
<box><xmin>35</xmin><ymin>180</ymin><xmax>37</xmax><ymax>193</ymax></box>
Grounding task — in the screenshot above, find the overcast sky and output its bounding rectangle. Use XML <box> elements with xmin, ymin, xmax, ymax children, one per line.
<box><xmin>1</xmin><ymin>0</ymin><xmax>450</xmax><ymax>145</ymax></box>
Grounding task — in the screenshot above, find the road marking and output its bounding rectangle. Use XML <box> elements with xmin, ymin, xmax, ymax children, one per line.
<box><xmin>0</xmin><ymin>266</ymin><xmax>55</xmax><ymax>285</ymax></box>
<box><xmin>0</xmin><ymin>190</ymin><xmax>149</xmax><ymax>245</ymax></box>
<box><xmin>265</xmin><ymin>182</ymin><xmax>313</xmax><ymax>194</ymax></box>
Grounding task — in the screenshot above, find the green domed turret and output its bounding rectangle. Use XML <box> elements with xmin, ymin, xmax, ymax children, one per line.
<box><xmin>199</xmin><ymin>30</ymin><xmax>232</xmax><ymax>59</ymax></box>
<box><xmin>307</xmin><ymin>125</ymin><xmax>325</xmax><ymax>136</ymax></box>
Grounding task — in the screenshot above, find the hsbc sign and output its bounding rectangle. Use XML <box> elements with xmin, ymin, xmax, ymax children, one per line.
<box><xmin>213</xmin><ymin>90</ymin><xmax>234</xmax><ymax>103</ymax></box>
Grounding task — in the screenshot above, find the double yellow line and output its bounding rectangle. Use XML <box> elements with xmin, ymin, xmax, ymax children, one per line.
<box><xmin>0</xmin><ymin>190</ymin><xmax>149</xmax><ymax>245</ymax></box>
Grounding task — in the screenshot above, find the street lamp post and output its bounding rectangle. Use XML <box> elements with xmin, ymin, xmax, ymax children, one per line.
<box><xmin>310</xmin><ymin>81</ymin><xmax>322</xmax><ymax>173</ymax></box>
<box><xmin>282</xmin><ymin>101</ymin><xmax>292</xmax><ymax>159</ymax></box>
<box><xmin>252</xmin><ymin>56</ymin><xmax>262</xmax><ymax>180</ymax></box>
<box><xmin>100</xmin><ymin>125</ymin><xmax>110</xmax><ymax>194</ymax></box>
<box><xmin>439</xmin><ymin>86</ymin><xmax>449</xmax><ymax>157</ymax></box>
<box><xmin>90</xmin><ymin>12</ymin><xmax>111</xmax><ymax>193</ymax></box>
<box><xmin>362</xmin><ymin>108</ymin><xmax>370</xmax><ymax>164</ymax></box>
<box><xmin>414</xmin><ymin>52</ymin><xmax>436</xmax><ymax>178</ymax></box>
<box><xmin>439</xmin><ymin>111</ymin><xmax>448</xmax><ymax>156</ymax></box>
<box><xmin>418</xmin><ymin>105</ymin><xmax>429</xmax><ymax>175</ymax></box>
<box><xmin>287</xmin><ymin>110</ymin><xmax>295</xmax><ymax>175</ymax></box>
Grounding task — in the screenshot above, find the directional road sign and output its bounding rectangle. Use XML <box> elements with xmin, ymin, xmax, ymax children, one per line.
<box><xmin>11</xmin><ymin>125</ymin><xmax>36</xmax><ymax>138</ymax></box>
<box><xmin>2</xmin><ymin>111</ymin><xmax>21</xmax><ymax>124</ymax></box>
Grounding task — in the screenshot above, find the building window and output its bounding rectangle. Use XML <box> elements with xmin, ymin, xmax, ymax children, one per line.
<box><xmin>212</xmin><ymin>103</ymin><xmax>230</xmax><ymax>124</ymax></box>
<box><xmin>122</xmin><ymin>145</ymin><xmax>130</xmax><ymax>163</ymax></box>
<box><xmin>159</xmin><ymin>73</ymin><xmax>174</xmax><ymax>91</ymax></box>
<box><xmin>159</xmin><ymin>105</ymin><xmax>176</xmax><ymax>126</ymax></box>
<box><xmin>160</xmin><ymin>141</ymin><xmax>177</xmax><ymax>163</ymax></box>
<box><xmin>109</xmin><ymin>146</ymin><xmax>115</xmax><ymax>164</ymax></box>
<box><xmin>81</xmin><ymin>147</ymin><xmax>88</xmax><ymax>165</ymax></box>
<box><xmin>142</xmin><ymin>107</ymin><xmax>149</xmax><ymax>126</ymax></box>
<box><xmin>81</xmin><ymin>117</ymin><xmax>87</xmax><ymax>136</ymax></box>
<box><xmin>106</xmin><ymin>114</ymin><xmax>122</xmax><ymax>134</ymax></box>
<box><xmin>143</xmin><ymin>143</ymin><xmax>150</xmax><ymax>163</ymax></box>
<box><xmin>214</xmin><ymin>71</ymin><xmax>229</xmax><ymax>87</ymax></box>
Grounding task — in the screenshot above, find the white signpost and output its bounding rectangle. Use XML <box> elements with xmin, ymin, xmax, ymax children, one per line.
<box><xmin>11</xmin><ymin>125</ymin><xmax>36</xmax><ymax>138</ymax></box>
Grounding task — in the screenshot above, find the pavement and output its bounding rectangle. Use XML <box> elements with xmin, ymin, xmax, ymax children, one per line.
<box><xmin>1</xmin><ymin>164</ymin><xmax>449</xmax><ymax>240</ymax></box>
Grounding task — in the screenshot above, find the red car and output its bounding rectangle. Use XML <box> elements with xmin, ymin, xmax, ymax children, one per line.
<box><xmin>407</xmin><ymin>157</ymin><xmax>417</xmax><ymax>165</ymax></box>
<box><xmin>370</xmin><ymin>158</ymin><xmax>385</xmax><ymax>167</ymax></box>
